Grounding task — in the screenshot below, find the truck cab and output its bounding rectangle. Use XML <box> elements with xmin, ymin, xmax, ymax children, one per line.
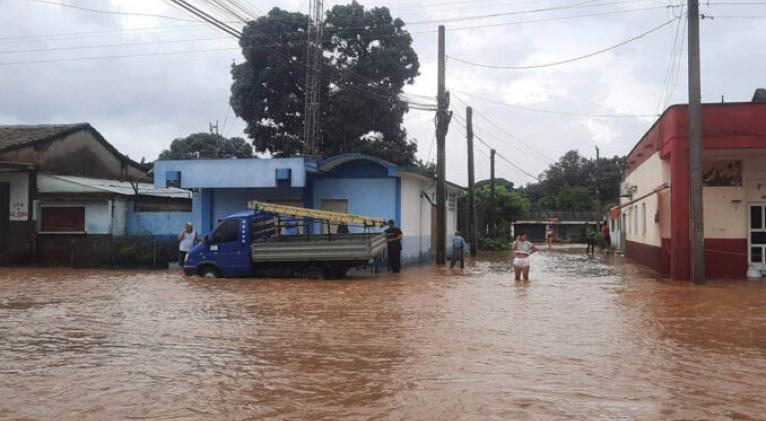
<box><xmin>183</xmin><ymin>211</ymin><xmax>260</xmax><ymax>278</ymax></box>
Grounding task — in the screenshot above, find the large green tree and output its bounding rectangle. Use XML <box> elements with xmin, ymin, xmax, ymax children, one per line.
<box><xmin>230</xmin><ymin>2</ymin><xmax>420</xmax><ymax>166</ymax></box>
<box><xmin>521</xmin><ymin>150</ymin><xmax>625</xmax><ymax>210</ymax></box>
<box><xmin>158</xmin><ymin>132</ymin><xmax>253</xmax><ymax>160</ymax></box>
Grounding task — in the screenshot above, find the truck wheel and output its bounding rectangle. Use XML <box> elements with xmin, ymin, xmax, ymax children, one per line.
<box><xmin>198</xmin><ymin>265</ymin><xmax>220</xmax><ymax>278</ymax></box>
<box><xmin>302</xmin><ymin>265</ymin><xmax>327</xmax><ymax>280</ymax></box>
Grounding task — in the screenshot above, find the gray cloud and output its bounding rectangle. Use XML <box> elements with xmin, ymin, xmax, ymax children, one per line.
<box><xmin>2</xmin><ymin>0</ymin><xmax>764</xmax><ymax>186</ymax></box>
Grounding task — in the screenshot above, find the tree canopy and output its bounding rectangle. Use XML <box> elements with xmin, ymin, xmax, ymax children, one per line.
<box><xmin>521</xmin><ymin>150</ymin><xmax>625</xmax><ymax>210</ymax></box>
<box><xmin>230</xmin><ymin>2</ymin><xmax>420</xmax><ymax>166</ymax></box>
<box><xmin>158</xmin><ymin>132</ymin><xmax>253</xmax><ymax>160</ymax></box>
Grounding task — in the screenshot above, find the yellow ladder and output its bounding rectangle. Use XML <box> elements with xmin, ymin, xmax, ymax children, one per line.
<box><xmin>247</xmin><ymin>200</ymin><xmax>387</xmax><ymax>227</ymax></box>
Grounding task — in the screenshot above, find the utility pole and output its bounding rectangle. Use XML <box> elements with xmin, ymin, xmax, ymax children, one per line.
<box><xmin>435</xmin><ymin>25</ymin><xmax>451</xmax><ymax>265</ymax></box>
<box><xmin>595</xmin><ymin>146</ymin><xmax>600</xmax><ymax>200</ymax></box>
<box><xmin>303</xmin><ymin>0</ymin><xmax>323</xmax><ymax>156</ymax></box>
<box><xmin>466</xmin><ymin>106</ymin><xmax>478</xmax><ymax>256</ymax></box>
<box><xmin>490</xmin><ymin>149</ymin><xmax>496</xmax><ymax>234</ymax></box>
<box><xmin>688</xmin><ymin>0</ymin><xmax>705</xmax><ymax>284</ymax></box>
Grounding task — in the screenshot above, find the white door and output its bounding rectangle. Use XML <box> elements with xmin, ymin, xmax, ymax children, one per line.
<box><xmin>748</xmin><ymin>203</ymin><xmax>766</xmax><ymax>273</ymax></box>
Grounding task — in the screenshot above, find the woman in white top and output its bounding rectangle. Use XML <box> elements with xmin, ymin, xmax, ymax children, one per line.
<box><xmin>545</xmin><ymin>224</ymin><xmax>554</xmax><ymax>251</ymax></box>
<box><xmin>512</xmin><ymin>232</ymin><xmax>537</xmax><ymax>281</ymax></box>
<box><xmin>178</xmin><ymin>222</ymin><xmax>197</xmax><ymax>266</ymax></box>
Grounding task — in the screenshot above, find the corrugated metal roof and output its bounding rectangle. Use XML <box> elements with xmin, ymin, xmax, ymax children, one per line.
<box><xmin>39</xmin><ymin>174</ymin><xmax>191</xmax><ymax>199</ymax></box>
<box><xmin>0</xmin><ymin>123</ymin><xmax>90</xmax><ymax>151</ymax></box>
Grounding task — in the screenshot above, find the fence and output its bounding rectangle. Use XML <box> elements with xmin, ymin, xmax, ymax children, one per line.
<box><xmin>36</xmin><ymin>234</ymin><xmax>179</xmax><ymax>269</ymax></box>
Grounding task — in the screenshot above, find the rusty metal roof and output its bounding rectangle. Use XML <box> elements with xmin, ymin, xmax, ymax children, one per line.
<box><xmin>0</xmin><ymin>123</ymin><xmax>90</xmax><ymax>151</ymax></box>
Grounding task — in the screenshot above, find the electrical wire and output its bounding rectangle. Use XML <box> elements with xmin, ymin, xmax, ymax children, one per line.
<box><xmin>0</xmin><ymin>36</ymin><xmax>233</xmax><ymax>55</ymax></box>
<box><xmin>403</xmin><ymin>0</ymin><xmax>681</xmax><ymax>25</ymax></box>
<box><xmin>452</xmin><ymin>114</ymin><xmax>541</xmax><ymax>181</ymax></box>
<box><xmin>20</xmin><ymin>0</ymin><xmax>200</xmax><ymax>22</ymax></box>
<box><xmin>451</xmin><ymin>95</ymin><xmax>556</xmax><ymax>163</ymax></box>
<box><xmin>452</xmin><ymin>90</ymin><xmax>657</xmax><ymax>118</ymax></box>
<box><xmin>654</xmin><ymin>7</ymin><xmax>685</xmax><ymax>114</ymax></box>
<box><xmin>447</xmin><ymin>17</ymin><xmax>677</xmax><ymax>70</ymax></box>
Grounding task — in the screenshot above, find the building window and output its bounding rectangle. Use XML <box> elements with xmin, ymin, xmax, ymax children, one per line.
<box><xmin>642</xmin><ymin>203</ymin><xmax>647</xmax><ymax>236</ymax></box>
<box><xmin>633</xmin><ymin>205</ymin><xmax>638</xmax><ymax>235</ymax></box>
<box><xmin>165</xmin><ymin>171</ymin><xmax>181</xmax><ymax>188</ymax></box>
<box><xmin>40</xmin><ymin>207</ymin><xmax>85</xmax><ymax>232</ymax></box>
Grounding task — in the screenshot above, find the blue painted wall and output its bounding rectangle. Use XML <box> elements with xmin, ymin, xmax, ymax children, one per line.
<box><xmin>153</xmin><ymin>158</ymin><xmax>306</xmax><ymax>189</ymax></box>
<box><xmin>312</xmin><ymin>178</ymin><xmax>396</xmax><ymax>233</ymax></box>
<box><xmin>126</xmin><ymin>205</ymin><xmax>192</xmax><ymax>236</ymax></box>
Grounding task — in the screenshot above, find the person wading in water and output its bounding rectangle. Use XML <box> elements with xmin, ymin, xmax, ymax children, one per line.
<box><xmin>385</xmin><ymin>220</ymin><xmax>403</xmax><ymax>273</ymax></box>
<box><xmin>545</xmin><ymin>224</ymin><xmax>554</xmax><ymax>251</ymax></box>
<box><xmin>177</xmin><ymin>222</ymin><xmax>197</xmax><ymax>267</ymax></box>
<box><xmin>512</xmin><ymin>232</ymin><xmax>537</xmax><ymax>281</ymax></box>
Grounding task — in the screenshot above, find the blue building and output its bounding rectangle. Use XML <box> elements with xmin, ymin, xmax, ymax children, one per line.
<box><xmin>154</xmin><ymin>154</ymin><xmax>464</xmax><ymax>263</ymax></box>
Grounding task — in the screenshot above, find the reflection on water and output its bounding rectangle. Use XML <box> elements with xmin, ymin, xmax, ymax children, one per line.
<box><xmin>1</xmin><ymin>249</ymin><xmax>766</xmax><ymax>420</ymax></box>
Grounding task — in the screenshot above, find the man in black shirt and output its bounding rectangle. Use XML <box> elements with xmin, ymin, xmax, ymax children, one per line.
<box><xmin>384</xmin><ymin>219</ymin><xmax>403</xmax><ymax>273</ymax></box>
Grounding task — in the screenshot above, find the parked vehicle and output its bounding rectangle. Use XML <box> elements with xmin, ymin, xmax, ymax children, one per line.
<box><xmin>183</xmin><ymin>203</ymin><xmax>387</xmax><ymax>279</ymax></box>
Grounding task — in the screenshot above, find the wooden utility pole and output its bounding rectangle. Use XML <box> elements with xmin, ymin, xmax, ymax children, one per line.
<box><xmin>466</xmin><ymin>106</ymin><xmax>478</xmax><ymax>256</ymax></box>
<box><xmin>435</xmin><ymin>25</ymin><xmax>451</xmax><ymax>264</ymax></box>
<box><xmin>688</xmin><ymin>0</ymin><xmax>705</xmax><ymax>284</ymax></box>
<box><xmin>490</xmin><ymin>149</ymin><xmax>496</xmax><ymax>234</ymax></box>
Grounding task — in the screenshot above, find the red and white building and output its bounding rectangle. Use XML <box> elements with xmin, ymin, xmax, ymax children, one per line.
<box><xmin>615</xmin><ymin>99</ymin><xmax>766</xmax><ymax>279</ymax></box>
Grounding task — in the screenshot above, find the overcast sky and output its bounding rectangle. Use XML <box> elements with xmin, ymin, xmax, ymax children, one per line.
<box><xmin>1</xmin><ymin>0</ymin><xmax>764</xmax><ymax>186</ymax></box>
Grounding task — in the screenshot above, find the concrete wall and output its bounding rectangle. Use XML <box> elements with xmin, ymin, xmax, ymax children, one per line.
<box><xmin>126</xmin><ymin>206</ymin><xmax>192</xmax><ymax>236</ymax></box>
<box><xmin>312</xmin><ymin>178</ymin><xmax>396</xmax><ymax>233</ymax></box>
<box><xmin>154</xmin><ymin>158</ymin><xmax>306</xmax><ymax>189</ymax></box>
<box><xmin>0</xmin><ymin>172</ymin><xmax>29</xmax><ymax>221</ymax></box>
<box><xmin>622</xmin><ymin>152</ymin><xmax>670</xmax><ymax>247</ymax></box>
<box><xmin>400</xmin><ymin>176</ymin><xmax>433</xmax><ymax>262</ymax></box>
<box><xmin>0</xmin><ymin>130</ymin><xmax>147</xmax><ymax>181</ymax></box>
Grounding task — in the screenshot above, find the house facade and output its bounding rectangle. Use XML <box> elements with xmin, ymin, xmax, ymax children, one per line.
<box><xmin>617</xmin><ymin>100</ymin><xmax>766</xmax><ymax>279</ymax></box>
<box><xmin>513</xmin><ymin>210</ymin><xmax>602</xmax><ymax>243</ymax></box>
<box><xmin>154</xmin><ymin>153</ymin><xmax>463</xmax><ymax>264</ymax></box>
<box><xmin>0</xmin><ymin>124</ymin><xmax>190</xmax><ymax>265</ymax></box>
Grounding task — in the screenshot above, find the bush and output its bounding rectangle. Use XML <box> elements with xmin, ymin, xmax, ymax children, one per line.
<box><xmin>479</xmin><ymin>237</ymin><xmax>512</xmax><ymax>251</ymax></box>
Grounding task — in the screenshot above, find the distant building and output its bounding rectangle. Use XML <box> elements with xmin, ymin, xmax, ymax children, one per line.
<box><xmin>513</xmin><ymin>210</ymin><xmax>602</xmax><ymax>243</ymax></box>
<box><xmin>0</xmin><ymin>124</ymin><xmax>190</xmax><ymax>265</ymax></box>
<box><xmin>154</xmin><ymin>153</ymin><xmax>464</xmax><ymax>264</ymax></box>
<box><xmin>615</xmin><ymin>97</ymin><xmax>766</xmax><ymax>279</ymax></box>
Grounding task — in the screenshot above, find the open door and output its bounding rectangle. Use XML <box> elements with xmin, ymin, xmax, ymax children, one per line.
<box><xmin>749</xmin><ymin>203</ymin><xmax>766</xmax><ymax>274</ymax></box>
<box><xmin>0</xmin><ymin>183</ymin><xmax>8</xmax><ymax>264</ymax></box>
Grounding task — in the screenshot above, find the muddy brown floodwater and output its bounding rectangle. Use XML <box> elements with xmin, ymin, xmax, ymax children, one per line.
<box><xmin>2</xmin><ymin>250</ymin><xmax>766</xmax><ymax>420</ymax></box>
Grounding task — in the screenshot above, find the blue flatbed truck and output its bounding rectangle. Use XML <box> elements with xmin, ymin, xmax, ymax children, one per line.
<box><xmin>183</xmin><ymin>202</ymin><xmax>388</xmax><ymax>279</ymax></box>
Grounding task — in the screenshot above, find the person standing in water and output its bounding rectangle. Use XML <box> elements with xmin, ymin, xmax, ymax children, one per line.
<box><xmin>450</xmin><ymin>231</ymin><xmax>466</xmax><ymax>269</ymax></box>
<box><xmin>585</xmin><ymin>224</ymin><xmax>596</xmax><ymax>255</ymax></box>
<box><xmin>177</xmin><ymin>222</ymin><xmax>197</xmax><ymax>266</ymax></box>
<box><xmin>545</xmin><ymin>224</ymin><xmax>554</xmax><ymax>251</ymax></box>
<box><xmin>384</xmin><ymin>219</ymin><xmax>403</xmax><ymax>273</ymax></box>
<box><xmin>512</xmin><ymin>232</ymin><xmax>537</xmax><ymax>281</ymax></box>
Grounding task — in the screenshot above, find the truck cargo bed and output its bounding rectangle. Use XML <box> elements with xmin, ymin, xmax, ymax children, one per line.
<box><xmin>251</xmin><ymin>233</ymin><xmax>387</xmax><ymax>263</ymax></box>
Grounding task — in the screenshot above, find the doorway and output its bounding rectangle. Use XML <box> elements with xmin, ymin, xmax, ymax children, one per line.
<box><xmin>748</xmin><ymin>203</ymin><xmax>766</xmax><ymax>273</ymax></box>
<box><xmin>0</xmin><ymin>183</ymin><xmax>9</xmax><ymax>263</ymax></box>
<box><xmin>320</xmin><ymin>199</ymin><xmax>348</xmax><ymax>233</ymax></box>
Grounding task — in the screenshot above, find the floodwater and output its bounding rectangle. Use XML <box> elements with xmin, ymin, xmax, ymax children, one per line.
<box><xmin>2</xmin><ymin>250</ymin><xmax>766</xmax><ymax>420</ymax></box>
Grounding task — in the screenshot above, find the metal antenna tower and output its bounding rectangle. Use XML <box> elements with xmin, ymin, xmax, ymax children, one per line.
<box><xmin>303</xmin><ymin>0</ymin><xmax>323</xmax><ymax>156</ymax></box>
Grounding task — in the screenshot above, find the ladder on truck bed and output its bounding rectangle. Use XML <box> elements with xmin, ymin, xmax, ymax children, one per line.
<box><xmin>247</xmin><ymin>200</ymin><xmax>387</xmax><ymax>228</ymax></box>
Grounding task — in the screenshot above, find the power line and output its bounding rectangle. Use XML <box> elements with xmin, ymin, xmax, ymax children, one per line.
<box><xmin>0</xmin><ymin>46</ymin><xmax>241</xmax><ymax>65</ymax></box>
<box><xmin>451</xmin><ymin>95</ymin><xmax>556</xmax><ymax>163</ymax></box>
<box><xmin>0</xmin><ymin>36</ymin><xmax>233</xmax><ymax>55</ymax></box>
<box><xmin>21</xmin><ymin>0</ymin><xmax>200</xmax><ymax>22</ymax></box>
<box><xmin>452</xmin><ymin>90</ymin><xmax>657</xmax><ymax>118</ymax></box>
<box><xmin>447</xmin><ymin>17</ymin><xmax>677</xmax><ymax>69</ymax></box>
<box><xmin>452</xmin><ymin>114</ymin><xmax>541</xmax><ymax>182</ymax></box>
<box><xmin>404</xmin><ymin>0</ymin><xmax>681</xmax><ymax>25</ymax></box>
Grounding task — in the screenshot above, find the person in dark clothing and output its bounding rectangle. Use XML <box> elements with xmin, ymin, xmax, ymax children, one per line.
<box><xmin>384</xmin><ymin>219</ymin><xmax>403</xmax><ymax>273</ymax></box>
<box><xmin>585</xmin><ymin>224</ymin><xmax>596</xmax><ymax>255</ymax></box>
